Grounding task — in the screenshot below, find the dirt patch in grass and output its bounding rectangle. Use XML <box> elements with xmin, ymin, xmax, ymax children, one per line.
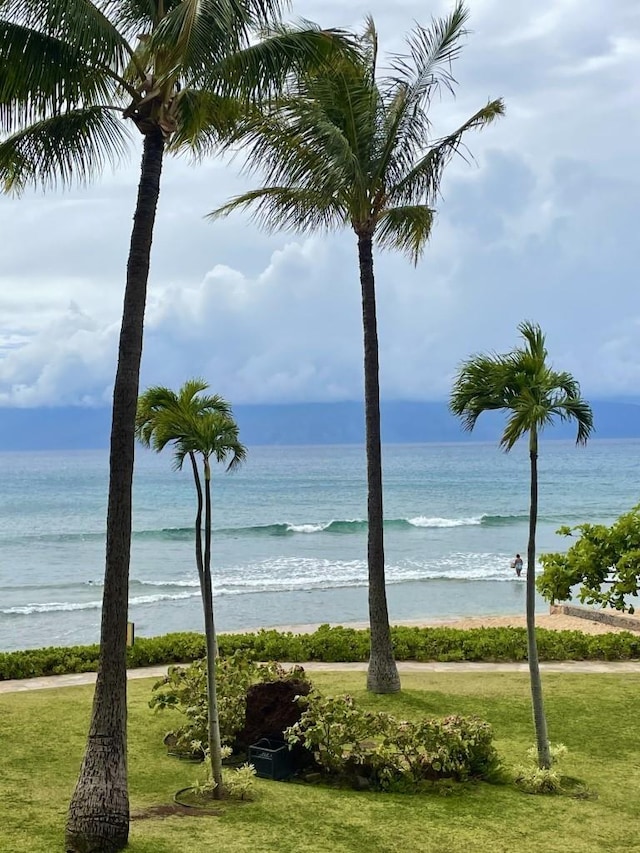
<box><xmin>131</xmin><ymin>803</ymin><xmax>222</xmax><ymax>820</ymax></box>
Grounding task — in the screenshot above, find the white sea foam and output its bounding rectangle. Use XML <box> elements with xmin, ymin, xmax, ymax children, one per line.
<box><xmin>407</xmin><ymin>516</ymin><xmax>483</xmax><ymax>528</ymax></box>
<box><xmin>285</xmin><ymin>522</ymin><xmax>331</xmax><ymax>534</ymax></box>
<box><xmin>0</xmin><ymin>555</ymin><xmax>542</xmax><ymax>619</ymax></box>
<box><xmin>1</xmin><ymin>591</ymin><xmax>200</xmax><ymax>616</ymax></box>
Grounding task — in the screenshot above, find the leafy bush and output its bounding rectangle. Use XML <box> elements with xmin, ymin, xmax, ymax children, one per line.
<box><xmin>285</xmin><ymin>693</ymin><xmax>500</xmax><ymax>791</ymax></box>
<box><xmin>513</xmin><ymin>743</ymin><xmax>568</xmax><ymax>794</ymax></box>
<box><xmin>150</xmin><ymin>651</ymin><xmax>309</xmax><ymax>757</ymax></box>
<box><xmin>191</xmin><ymin>746</ymin><xmax>257</xmax><ymax>801</ymax></box>
<box><xmin>2</xmin><ymin>624</ymin><xmax>639</xmax><ymax>681</ymax></box>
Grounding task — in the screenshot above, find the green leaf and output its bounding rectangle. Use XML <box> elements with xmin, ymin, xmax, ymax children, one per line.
<box><xmin>1</xmin><ymin>0</ymin><xmax>132</xmax><ymax>70</ymax></box>
<box><xmin>0</xmin><ymin>106</ymin><xmax>131</xmax><ymax>193</ymax></box>
<box><xmin>0</xmin><ymin>21</ymin><xmax>119</xmax><ymax>130</ymax></box>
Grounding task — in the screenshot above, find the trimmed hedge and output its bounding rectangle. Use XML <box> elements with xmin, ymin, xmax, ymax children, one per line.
<box><xmin>1</xmin><ymin>624</ymin><xmax>639</xmax><ymax>681</ymax></box>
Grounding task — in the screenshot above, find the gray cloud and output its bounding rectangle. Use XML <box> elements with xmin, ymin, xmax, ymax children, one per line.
<box><xmin>0</xmin><ymin>0</ymin><xmax>637</xmax><ymax>405</ymax></box>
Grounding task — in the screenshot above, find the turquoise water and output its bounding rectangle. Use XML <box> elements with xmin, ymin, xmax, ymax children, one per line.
<box><xmin>1</xmin><ymin>440</ymin><xmax>639</xmax><ymax>651</ymax></box>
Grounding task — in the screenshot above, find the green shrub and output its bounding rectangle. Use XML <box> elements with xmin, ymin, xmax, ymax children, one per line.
<box><xmin>149</xmin><ymin>651</ymin><xmax>309</xmax><ymax>757</ymax></box>
<box><xmin>513</xmin><ymin>744</ymin><xmax>568</xmax><ymax>794</ymax></box>
<box><xmin>190</xmin><ymin>746</ymin><xmax>257</xmax><ymax>801</ymax></box>
<box><xmin>285</xmin><ymin>693</ymin><xmax>500</xmax><ymax>791</ymax></box>
<box><xmin>1</xmin><ymin>625</ymin><xmax>639</xmax><ymax>681</ymax></box>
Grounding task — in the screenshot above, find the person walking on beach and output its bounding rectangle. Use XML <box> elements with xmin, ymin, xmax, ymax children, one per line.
<box><xmin>511</xmin><ymin>554</ymin><xmax>523</xmax><ymax>577</ymax></box>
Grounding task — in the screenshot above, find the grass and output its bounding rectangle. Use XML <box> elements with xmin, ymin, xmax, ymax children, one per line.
<box><xmin>2</xmin><ymin>671</ymin><xmax>640</xmax><ymax>852</ymax></box>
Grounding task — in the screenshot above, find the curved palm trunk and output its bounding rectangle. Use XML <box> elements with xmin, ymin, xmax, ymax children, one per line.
<box><xmin>357</xmin><ymin>232</ymin><xmax>400</xmax><ymax>694</ymax></box>
<box><xmin>203</xmin><ymin>458</ymin><xmax>224</xmax><ymax>797</ymax></box>
<box><xmin>189</xmin><ymin>452</ymin><xmax>205</xmax><ymax>589</ymax></box>
<box><xmin>526</xmin><ymin>428</ymin><xmax>551</xmax><ymax>769</ymax></box>
<box><xmin>66</xmin><ymin>130</ymin><xmax>164</xmax><ymax>853</ymax></box>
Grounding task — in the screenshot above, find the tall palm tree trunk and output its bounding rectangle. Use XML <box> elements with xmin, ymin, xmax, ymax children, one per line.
<box><xmin>189</xmin><ymin>452</ymin><xmax>205</xmax><ymax>588</ymax></box>
<box><xmin>203</xmin><ymin>459</ymin><xmax>224</xmax><ymax>797</ymax></box>
<box><xmin>66</xmin><ymin>129</ymin><xmax>165</xmax><ymax>853</ymax></box>
<box><xmin>357</xmin><ymin>231</ymin><xmax>400</xmax><ymax>694</ymax></box>
<box><xmin>526</xmin><ymin>429</ymin><xmax>551</xmax><ymax>769</ymax></box>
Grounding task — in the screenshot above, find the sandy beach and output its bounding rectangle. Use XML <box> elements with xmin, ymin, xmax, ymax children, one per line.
<box><xmin>269</xmin><ymin>611</ymin><xmax>640</xmax><ymax>636</ymax></box>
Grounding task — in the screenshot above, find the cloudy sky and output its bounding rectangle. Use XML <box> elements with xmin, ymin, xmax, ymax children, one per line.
<box><xmin>0</xmin><ymin>0</ymin><xmax>638</xmax><ymax>407</ymax></box>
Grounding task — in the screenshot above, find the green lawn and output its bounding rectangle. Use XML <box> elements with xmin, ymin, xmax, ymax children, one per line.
<box><xmin>2</xmin><ymin>671</ymin><xmax>639</xmax><ymax>853</ymax></box>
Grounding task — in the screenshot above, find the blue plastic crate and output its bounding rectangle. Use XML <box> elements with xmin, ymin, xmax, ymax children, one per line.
<box><xmin>248</xmin><ymin>738</ymin><xmax>293</xmax><ymax>780</ymax></box>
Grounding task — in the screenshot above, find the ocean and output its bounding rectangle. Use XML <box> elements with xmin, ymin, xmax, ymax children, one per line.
<box><xmin>1</xmin><ymin>440</ymin><xmax>639</xmax><ymax>652</ymax></box>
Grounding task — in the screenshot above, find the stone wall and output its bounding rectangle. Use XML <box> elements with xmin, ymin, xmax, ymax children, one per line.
<box><xmin>550</xmin><ymin>603</ymin><xmax>640</xmax><ymax>632</ymax></box>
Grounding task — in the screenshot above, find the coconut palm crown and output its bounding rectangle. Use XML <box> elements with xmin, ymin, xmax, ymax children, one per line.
<box><xmin>0</xmin><ymin>0</ymin><xmax>351</xmax><ymax>190</ymax></box>
<box><xmin>210</xmin><ymin>0</ymin><xmax>504</xmax><ymax>694</ymax></box>
<box><xmin>450</xmin><ymin>320</ymin><xmax>594</xmax><ymax>768</ymax></box>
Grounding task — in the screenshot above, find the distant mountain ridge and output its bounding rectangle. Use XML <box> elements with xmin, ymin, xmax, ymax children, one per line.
<box><xmin>0</xmin><ymin>400</ymin><xmax>640</xmax><ymax>450</ymax></box>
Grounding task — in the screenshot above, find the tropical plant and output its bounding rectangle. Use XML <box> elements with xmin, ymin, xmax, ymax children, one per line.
<box><xmin>136</xmin><ymin>379</ymin><xmax>246</xmax><ymax>797</ymax></box>
<box><xmin>538</xmin><ymin>505</ymin><xmax>640</xmax><ymax>613</ymax></box>
<box><xmin>285</xmin><ymin>693</ymin><xmax>500</xmax><ymax>790</ymax></box>
<box><xmin>209</xmin><ymin>0</ymin><xmax>504</xmax><ymax>694</ymax></box>
<box><xmin>192</xmin><ymin>746</ymin><xmax>257</xmax><ymax>801</ymax></box>
<box><xmin>513</xmin><ymin>743</ymin><xmax>568</xmax><ymax>795</ymax></box>
<box><xmin>149</xmin><ymin>651</ymin><xmax>309</xmax><ymax>757</ymax></box>
<box><xmin>0</xmin><ymin>3</ymin><xmax>350</xmax><ymax>848</ymax></box>
<box><xmin>449</xmin><ymin>320</ymin><xmax>594</xmax><ymax>768</ymax></box>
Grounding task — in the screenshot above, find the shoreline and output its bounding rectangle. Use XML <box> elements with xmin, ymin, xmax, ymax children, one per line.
<box><xmin>264</xmin><ymin>611</ymin><xmax>640</xmax><ymax>636</ymax></box>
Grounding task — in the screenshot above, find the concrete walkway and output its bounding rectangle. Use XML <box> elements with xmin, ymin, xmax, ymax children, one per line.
<box><xmin>2</xmin><ymin>659</ymin><xmax>640</xmax><ymax>695</ymax></box>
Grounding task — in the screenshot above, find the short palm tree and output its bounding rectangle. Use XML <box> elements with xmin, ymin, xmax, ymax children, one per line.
<box><xmin>1</xmin><ymin>3</ymin><xmax>348</xmax><ymax>849</ymax></box>
<box><xmin>136</xmin><ymin>379</ymin><xmax>246</xmax><ymax>798</ymax></box>
<box><xmin>449</xmin><ymin>321</ymin><xmax>593</xmax><ymax>768</ymax></box>
<box><xmin>209</xmin><ymin>1</ymin><xmax>504</xmax><ymax>694</ymax></box>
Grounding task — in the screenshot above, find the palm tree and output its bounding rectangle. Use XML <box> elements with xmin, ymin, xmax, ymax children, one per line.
<box><xmin>209</xmin><ymin>1</ymin><xmax>504</xmax><ymax>693</ymax></box>
<box><xmin>136</xmin><ymin>379</ymin><xmax>246</xmax><ymax>799</ymax></box>
<box><xmin>0</xmin><ymin>3</ymin><xmax>350</xmax><ymax>849</ymax></box>
<box><xmin>449</xmin><ymin>321</ymin><xmax>593</xmax><ymax>768</ymax></box>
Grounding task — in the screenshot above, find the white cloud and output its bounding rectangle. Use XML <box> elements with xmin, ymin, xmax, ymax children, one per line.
<box><xmin>0</xmin><ymin>304</ymin><xmax>118</xmax><ymax>406</ymax></box>
<box><xmin>0</xmin><ymin>0</ymin><xmax>638</xmax><ymax>406</ymax></box>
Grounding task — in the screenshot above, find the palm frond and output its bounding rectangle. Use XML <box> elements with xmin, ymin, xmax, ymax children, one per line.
<box><xmin>500</xmin><ymin>408</ymin><xmax>533</xmax><ymax>452</ymax></box>
<box><xmin>517</xmin><ymin>320</ymin><xmax>547</xmax><ymax>362</ymax></box>
<box><xmin>450</xmin><ymin>322</ymin><xmax>594</xmax><ymax>452</ymax></box>
<box><xmin>191</xmin><ymin>413</ymin><xmax>247</xmax><ymax>469</ymax></box>
<box><xmin>564</xmin><ymin>398</ymin><xmax>595</xmax><ymax>445</ymax></box>
<box><xmin>374</xmin><ymin>1</ymin><xmax>470</xmax><ymax>188</ymax></box>
<box><xmin>210</xmin><ymin>10</ymin><xmax>502</xmax><ymax>255</ymax></box>
<box><xmin>242</xmin><ymin>0</ymin><xmax>288</xmax><ymax>30</ymax></box>
<box><xmin>1</xmin><ymin>0</ymin><xmax>133</xmax><ymax>71</ymax></box>
<box><xmin>146</xmin><ymin>0</ymin><xmax>247</xmax><ymax>83</ymax></box>
<box><xmin>168</xmin><ymin>87</ymin><xmax>245</xmax><ymax>153</ymax></box>
<box><xmin>136</xmin><ymin>379</ymin><xmax>239</xmax><ymax>466</ymax></box>
<box><xmin>545</xmin><ymin>369</ymin><xmax>582</xmax><ymax>403</ymax></box>
<box><xmin>376</xmin><ymin>204</ymin><xmax>434</xmax><ymax>264</ymax></box>
<box><xmin>103</xmin><ymin>0</ymin><xmax>162</xmax><ymax>38</ymax></box>
<box><xmin>210</xmin><ymin>185</ymin><xmax>346</xmax><ymax>234</ymax></box>
<box><xmin>214</xmin><ymin>81</ymin><xmax>367</xmax><ymax>213</ymax></box>
<box><xmin>0</xmin><ymin>106</ymin><xmax>131</xmax><ymax>193</ymax></box>
<box><xmin>0</xmin><ymin>22</ymin><xmax>120</xmax><ymax>130</ymax></box>
<box><xmin>211</xmin><ymin>24</ymin><xmax>358</xmax><ymax>102</ymax></box>
<box><xmin>387</xmin><ymin>98</ymin><xmax>505</xmax><ymax>206</ymax></box>
<box><xmin>386</xmin><ymin>0</ymin><xmax>469</xmax><ymax>99</ymax></box>
<box><xmin>360</xmin><ymin>15</ymin><xmax>378</xmax><ymax>77</ymax></box>
<box><xmin>107</xmin><ymin>0</ymin><xmax>284</xmax><ymax>45</ymax></box>
<box><xmin>216</xmin><ymin>61</ymin><xmax>379</xmax><ymax>226</ymax></box>
<box><xmin>549</xmin><ymin>394</ymin><xmax>594</xmax><ymax>446</ymax></box>
<box><xmin>449</xmin><ymin>354</ymin><xmax>510</xmax><ymax>431</ymax></box>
